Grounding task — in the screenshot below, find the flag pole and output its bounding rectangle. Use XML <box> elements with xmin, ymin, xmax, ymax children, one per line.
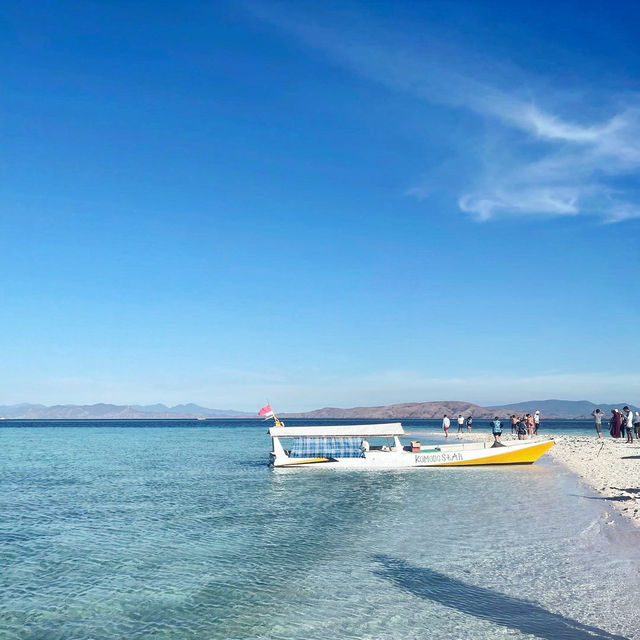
<box><xmin>266</xmin><ymin>399</ymin><xmax>283</xmax><ymax>427</ymax></box>
<box><xmin>261</xmin><ymin>402</ymin><xmax>284</xmax><ymax>428</ymax></box>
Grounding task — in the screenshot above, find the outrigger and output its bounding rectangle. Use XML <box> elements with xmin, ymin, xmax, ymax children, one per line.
<box><xmin>263</xmin><ymin>410</ymin><xmax>554</xmax><ymax>468</ymax></box>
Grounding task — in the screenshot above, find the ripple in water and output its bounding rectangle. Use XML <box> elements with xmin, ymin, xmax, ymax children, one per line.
<box><xmin>0</xmin><ymin>422</ymin><xmax>638</xmax><ymax>639</ymax></box>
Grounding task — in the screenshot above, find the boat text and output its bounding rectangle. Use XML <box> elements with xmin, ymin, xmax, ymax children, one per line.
<box><xmin>414</xmin><ymin>452</ymin><xmax>463</xmax><ymax>464</ymax></box>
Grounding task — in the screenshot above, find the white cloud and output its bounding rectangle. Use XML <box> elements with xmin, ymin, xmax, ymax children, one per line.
<box><xmin>248</xmin><ymin>4</ymin><xmax>640</xmax><ymax>222</ymax></box>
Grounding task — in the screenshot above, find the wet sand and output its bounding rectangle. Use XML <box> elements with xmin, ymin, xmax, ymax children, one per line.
<box><xmin>409</xmin><ymin>428</ymin><xmax>640</xmax><ymax>529</ymax></box>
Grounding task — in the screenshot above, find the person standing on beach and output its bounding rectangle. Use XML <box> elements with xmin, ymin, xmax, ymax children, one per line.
<box><xmin>466</xmin><ymin>415</ymin><xmax>472</xmax><ymax>432</ymax></box>
<box><xmin>526</xmin><ymin>413</ymin><xmax>535</xmax><ymax>436</ymax></box>
<box><xmin>591</xmin><ymin>408</ymin><xmax>604</xmax><ymax>439</ymax></box>
<box><xmin>623</xmin><ymin>406</ymin><xmax>634</xmax><ymax>443</ymax></box>
<box><xmin>534</xmin><ymin>410</ymin><xmax>540</xmax><ymax>434</ymax></box>
<box><xmin>517</xmin><ymin>417</ymin><xmax>527</xmax><ymax>440</ymax></box>
<box><xmin>457</xmin><ymin>414</ymin><xmax>464</xmax><ymax>438</ymax></box>
<box><xmin>610</xmin><ymin>409</ymin><xmax>621</xmax><ymax>438</ymax></box>
<box><xmin>510</xmin><ymin>415</ymin><xmax>518</xmax><ymax>435</ymax></box>
<box><xmin>634</xmin><ymin>412</ymin><xmax>640</xmax><ymax>439</ymax></box>
<box><xmin>442</xmin><ymin>415</ymin><xmax>450</xmax><ymax>438</ymax></box>
<box><xmin>491</xmin><ymin>416</ymin><xmax>503</xmax><ymax>443</ymax></box>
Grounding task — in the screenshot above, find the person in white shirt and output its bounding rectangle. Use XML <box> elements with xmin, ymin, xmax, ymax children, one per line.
<box><xmin>442</xmin><ymin>415</ymin><xmax>450</xmax><ymax>438</ymax></box>
<box><xmin>533</xmin><ymin>410</ymin><xmax>540</xmax><ymax>434</ymax></box>
<box><xmin>457</xmin><ymin>414</ymin><xmax>464</xmax><ymax>438</ymax></box>
<box><xmin>623</xmin><ymin>406</ymin><xmax>634</xmax><ymax>443</ymax></box>
<box><xmin>591</xmin><ymin>408</ymin><xmax>604</xmax><ymax>439</ymax></box>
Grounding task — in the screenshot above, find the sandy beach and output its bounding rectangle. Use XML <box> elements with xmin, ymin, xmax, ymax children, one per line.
<box><xmin>547</xmin><ymin>434</ymin><xmax>640</xmax><ymax>528</ymax></box>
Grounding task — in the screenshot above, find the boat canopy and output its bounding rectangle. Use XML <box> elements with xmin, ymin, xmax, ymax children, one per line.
<box><xmin>269</xmin><ymin>423</ymin><xmax>405</xmax><ymax>438</ymax></box>
<box><xmin>289</xmin><ymin>436</ymin><xmax>365</xmax><ymax>458</ymax></box>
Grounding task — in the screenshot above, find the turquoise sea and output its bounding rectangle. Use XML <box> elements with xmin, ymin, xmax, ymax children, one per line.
<box><xmin>1</xmin><ymin>419</ymin><xmax>639</xmax><ymax>639</ymax></box>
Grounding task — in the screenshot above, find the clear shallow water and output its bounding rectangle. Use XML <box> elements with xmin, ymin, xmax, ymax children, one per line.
<box><xmin>1</xmin><ymin>420</ymin><xmax>638</xmax><ymax>639</ymax></box>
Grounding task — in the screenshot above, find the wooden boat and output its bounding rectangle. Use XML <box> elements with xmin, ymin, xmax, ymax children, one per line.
<box><xmin>269</xmin><ymin>422</ymin><xmax>554</xmax><ymax>468</ymax></box>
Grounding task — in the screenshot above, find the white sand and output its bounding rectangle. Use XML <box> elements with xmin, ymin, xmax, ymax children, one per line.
<box><xmin>547</xmin><ymin>434</ymin><xmax>640</xmax><ymax>528</ymax></box>
<box><xmin>410</xmin><ymin>428</ymin><xmax>640</xmax><ymax>528</ymax></box>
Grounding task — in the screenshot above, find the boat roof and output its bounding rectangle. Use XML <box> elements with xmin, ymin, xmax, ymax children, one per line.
<box><xmin>269</xmin><ymin>422</ymin><xmax>405</xmax><ymax>437</ymax></box>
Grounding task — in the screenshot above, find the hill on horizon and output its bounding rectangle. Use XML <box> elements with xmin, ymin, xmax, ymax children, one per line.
<box><xmin>0</xmin><ymin>403</ymin><xmax>253</xmax><ymax>420</ymax></box>
<box><xmin>282</xmin><ymin>401</ymin><xmax>515</xmax><ymax>420</ymax></box>
<box><xmin>2</xmin><ymin>399</ymin><xmax>637</xmax><ymax>421</ymax></box>
<box><xmin>283</xmin><ymin>399</ymin><xmax>640</xmax><ymax>420</ymax></box>
<box><xmin>489</xmin><ymin>399</ymin><xmax>640</xmax><ymax>419</ymax></box>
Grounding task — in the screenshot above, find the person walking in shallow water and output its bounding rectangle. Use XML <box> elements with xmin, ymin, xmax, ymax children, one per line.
<box><xmin>466</xmin><ymin>415</ymin><xmax>472</xmax><ymax>433</ymax></box>
<box><xmin>510</xmin><ymin>414</ymin><xmax>518</xmax><ymax>435</ymax></box>
<box><xmin>534</xmin><ymin>410</ymin><xmax>540</xmax><ymax>434</ymax></box>
<box><xmin>456</xmin><ymin>414</ymin><xmax>464</xmax><ymax>438</ymax></box>
<box><xmin>591</xmin><ymin>408</ymin><xmax>604</xmax><ymax>439</ymax></box>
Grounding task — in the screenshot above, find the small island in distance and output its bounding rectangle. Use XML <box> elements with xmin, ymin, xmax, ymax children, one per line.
<box><xmin>1</xmin><ymin>399</ymin><xmax>637</xmax><ymax>420</ymax></box>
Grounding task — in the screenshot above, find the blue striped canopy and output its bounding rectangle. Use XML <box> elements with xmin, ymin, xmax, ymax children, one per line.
<box><xmin>289</xmin><ymin>436</ymin><xmax>365</xmax><ymax>458</ymax></box>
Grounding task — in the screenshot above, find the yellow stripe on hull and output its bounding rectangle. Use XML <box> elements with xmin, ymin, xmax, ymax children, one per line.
<box><xmin>437</xmin><ymin>440</ymin><xmax>555</xmax><ymax>466</ymax></box>
<box><xmin>280</xmin><ymin>457</ymin><xmax>330</xmax><ymax>466</ymax></box>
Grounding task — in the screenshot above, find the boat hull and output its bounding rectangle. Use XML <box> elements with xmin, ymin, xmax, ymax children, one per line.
<box><xmin>271</xmin><ymin>439</ymin><xmax>555</xmax><ymax>468</ymax></box>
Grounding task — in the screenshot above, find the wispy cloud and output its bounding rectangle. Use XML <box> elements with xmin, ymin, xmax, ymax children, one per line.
<box><xmin>459</xmin><ymin>102</ymin><xmax>640</xmax><ymax>221</ymax></box>
<box><xmin>248</xmin><ymin>3</ymin><xmax>640</xmax><ymax>222</ymax></box>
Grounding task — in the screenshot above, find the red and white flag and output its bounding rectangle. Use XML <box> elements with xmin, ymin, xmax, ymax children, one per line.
<box><xmin>258</xmin><ymin>404</ymin><xmax>274</xmax><ymax>418</ymax></box>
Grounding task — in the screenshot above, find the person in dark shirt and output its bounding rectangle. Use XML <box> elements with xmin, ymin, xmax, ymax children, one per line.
<box><xmin>491</xmin><ymin>417</ymin><xmax>503</xmax><ymax>443</ymax></box>
<box><xmin>517</xmin><ymin>417</ymin><xmax>527</xmax><ymax>440</ymax></box>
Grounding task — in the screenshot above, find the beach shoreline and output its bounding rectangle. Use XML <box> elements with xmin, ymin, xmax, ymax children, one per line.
<box><xmin>407</xmin><ymin>428</ymin><xmax>640</xmax><ymax>529</ymax></box>
<box><xmin>546</xmin><ymin>434</ymin><xmax>640</xmax><ymax>529</ymax></box>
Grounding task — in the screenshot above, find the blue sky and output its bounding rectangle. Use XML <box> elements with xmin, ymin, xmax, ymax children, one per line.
<box><xmin>1</xmin><ymin>0</ymin><xmax>639</xmax><ymax>410</ymax></box>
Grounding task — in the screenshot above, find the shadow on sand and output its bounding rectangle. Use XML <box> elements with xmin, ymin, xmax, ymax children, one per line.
<box><xmin>373</xmin><ymin>555</ymin><xmax>628</xmax><ymax>640</ymax></box>
<box><xmin>570</xmin><ymin>493</ymin><xmax>633</xmax><ymax>502</ymax></box>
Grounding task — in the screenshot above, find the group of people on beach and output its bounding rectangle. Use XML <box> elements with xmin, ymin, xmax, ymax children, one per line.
<box><xmin>509</xmin><ymin>411</ymin><xmax>540</xmax><ymax>440</ymax></box>
<box><xmin>592</xmin><ymin>406</ymin><xmax>639</xmax><ymax>443</ymax></box>
<box><xmin>441</xmin><ymin>411</ymin><xmax>540</xmax><ymax>442</ymax></box>
<box><xmin>441</xmin><ymin>414</ymin><xmax>473</xmax><ymax>438</ymax></box>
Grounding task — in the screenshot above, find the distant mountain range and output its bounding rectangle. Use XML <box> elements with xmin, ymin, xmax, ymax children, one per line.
<box><xmin>0</xmin><ymin>403</ymin><xmax>253</xmax><ymax>419</ymax></box>
<box><xmin>2</xmin><ymin>399</ymin><xmax>637</xmax><ymax>420</ymax></box>
<box><xmin>489</xmin><ymin>399</ymin><xmax>640</xmax><ymax>420</ymax></box>
<box><xmin>283</xmin><ymin>399</ymin><xmax>640</xmax><ymax>420</ymax></box>
<box><xmin>283</xmin><ymin>402</ymin><xmax>516</xmax><ymax>420</ymax></box>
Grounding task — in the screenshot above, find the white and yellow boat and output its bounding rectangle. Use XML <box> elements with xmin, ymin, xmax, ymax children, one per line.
<box><xmin>269</xmin><ymin>421</ymin><xmax>554</xmax><ymax>468</ymax></box>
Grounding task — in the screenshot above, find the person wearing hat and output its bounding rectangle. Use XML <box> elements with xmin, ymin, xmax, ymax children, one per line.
<box><xmin>533</xmin><ymin>410</ymin><xmax>540</xmax><ymax>435</ymax></box>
